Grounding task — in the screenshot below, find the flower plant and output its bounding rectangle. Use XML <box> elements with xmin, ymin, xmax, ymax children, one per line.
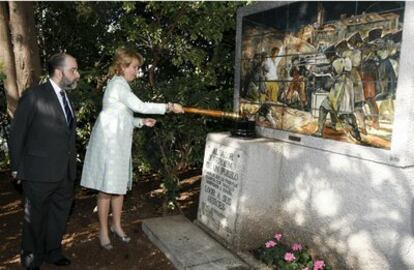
<box><xmin>255</xmin><ymin>232</ymin><xmax>331</xmax><ymax>270</ymax></box>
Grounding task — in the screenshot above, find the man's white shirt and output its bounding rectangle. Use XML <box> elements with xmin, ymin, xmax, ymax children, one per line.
<box><xmin>49</xmin><ymin>79</ymin><xmax>73</xmax><ymax>123</ymax></box>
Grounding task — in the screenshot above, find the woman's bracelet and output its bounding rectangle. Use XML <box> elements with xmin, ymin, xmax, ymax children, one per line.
<box><xmin>166</xmin><ymin>102</ymin><xmax>173</xmax><ymax>112</ymax></box>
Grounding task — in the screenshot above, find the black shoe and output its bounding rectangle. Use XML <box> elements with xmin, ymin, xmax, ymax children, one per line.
<box><xmin>21</xmin><ymin>253</ymin><xmax>39</xmax><ymax>270</ymax></box>
<box><xmin>110</xmin><ymin>225</ymin><xmax>131</xmax><ymax>243</ymax></box>
<box><xmin>52</xmin><ymin>257</ymin><xmax>71</xmax><ymax>266</ymax></box>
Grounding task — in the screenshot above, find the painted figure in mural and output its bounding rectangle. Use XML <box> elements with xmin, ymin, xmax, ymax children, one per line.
<box><xmin>262</xmin><ymin>45</ymin><xmax>284</xmax><ymax>102</ymax></box>
<box><xmin>243</xmin><ymin>53</ymin><xmax>267</xmax><ymax>101</ymax></box>
<box><xmin>345</xmin><ymin>50</ymin><xmax>366</xmax><ymax>134</ymax></box>
<box><xmin>360</xmin><ymin>28</ymin><xmax>401</xmax><ymax>127</ymax></box>
<box><xmin>376</xmin><ymin>40</ymin><xmax>398</xmax><ymax>101</ymax></box>
<box><xmin>280</xmin><ymin>35</ymin><xmax>319</xmax><ymax>111</ymax></box>
<box><xmin>304</xmin><ymin>49</ymin><xmax>333</xmax><ymax>112</ymax></box>
<box><xmin>375</xmin><ymin>31</ymin><xmax>401</xmax><ymax>121</ymax></box>
<box><xmin>361</xmin><ymin>28</ymin><xmax>382</xmax><ymax>129</ymax></box>
<box><xmin>280</xmin><ymin>57</ymin><xmax>307</xmax><ymax>110</ymax></box>
<box><xmin>241</xmin><ymin>37</ymin><xmax>258</xmax><ymax>100</ymax></box>
<box><xmin>240</xmin><ymin>48</ymin><xmax>252</xmax><ymax>99</ymax></box>
<box><xmin>240</xmin><ymin>29</ymin><xmax>264</xmax><ymax>101</ymax></box>
<box><xmin>306</xmin><ymin>72</ymin><xmax>332</xmax><ymax>113</ymax></box>
<box><xmin>314</xmin><ymin>52</ymin><xmax>361</xmax><ymax>141</ymax></box>
<box><xmin>343</xmin><ymin>32</ymin><xmax>367</xmax><ymax>134</ymax></box>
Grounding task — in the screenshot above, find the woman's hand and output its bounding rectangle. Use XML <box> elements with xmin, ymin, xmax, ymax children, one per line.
<box><xmin>170</xmin><ymin>103</ymin><xmax>184</xmax><ymax>113</ymax></box>
<box><xmin>143</xmin><ymin>118</ymin><xmax>157</xmax><ymax>127</ymax></box>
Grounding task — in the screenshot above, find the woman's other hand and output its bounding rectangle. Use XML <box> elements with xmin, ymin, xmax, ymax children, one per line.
<box><xmin>143</xmin><ymin>118</ymin><xmax>157</xmax><ymax>127</ymax></box>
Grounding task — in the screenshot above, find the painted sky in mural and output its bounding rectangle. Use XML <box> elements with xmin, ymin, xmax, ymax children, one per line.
<box><xmin>239</xmin><ymin>2</ymin><xmax>404</xmax><ymax>149</ymax></box>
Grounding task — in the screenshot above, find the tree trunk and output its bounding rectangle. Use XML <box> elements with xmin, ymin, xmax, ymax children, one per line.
<box><xmin>8</xmin><ymin>1</ymin><xmax>41</xmax><ymax>96</ymax></box>
<box><xmin>0</xmin><ymin>2</ymin><xmax>19</xmax><ymax>116</ymax></box>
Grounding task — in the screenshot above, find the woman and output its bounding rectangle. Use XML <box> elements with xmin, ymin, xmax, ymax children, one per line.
<box><xmin>81</xmin><ymin>48</ymin><xmax>183</xmax><ymax>250</ymax></box>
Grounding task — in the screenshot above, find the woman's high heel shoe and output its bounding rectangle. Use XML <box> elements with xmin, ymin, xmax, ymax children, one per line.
<box><xmin>99</xmin><ymin>235</ymin><xmax>113</xmax><ymax>250</ymax></box>
<box><xmin>100</xmin><ymin>241</ymin><xmax>113</xmax><ymax>250</ymax></box>
<box><xmin>110</xmin><ymin>225</ymin><xmax>131</xmax><ymax>243</ymax></box>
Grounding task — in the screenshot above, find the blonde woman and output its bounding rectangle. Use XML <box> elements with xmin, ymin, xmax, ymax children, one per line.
<box><xmin>81</xmin><ymin>48</ymin><xmax>183</xmax><ymax>250</ymax></box>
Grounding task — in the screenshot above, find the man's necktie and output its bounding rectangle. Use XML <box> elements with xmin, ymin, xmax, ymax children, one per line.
<box><xmin>60</xmin><ymin>90</ymin><xmax>73</xmax><ymax>128</ymax></box>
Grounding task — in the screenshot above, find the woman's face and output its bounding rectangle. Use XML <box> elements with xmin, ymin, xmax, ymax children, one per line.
<box><xmin>122</xmin><ymin>58</ymin><xmax>140</xmax><ymax>82</ymax></box>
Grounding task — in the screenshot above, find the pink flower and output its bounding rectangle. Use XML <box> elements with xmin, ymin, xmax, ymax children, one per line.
<box><xmin>292</xmin><ymin>243</ymin><xmax>303</xmax><ymax>251</ymax></box>
<box><xmin>265</xmin><ymin>240</ymin><xmax>277</xmax><ymax>248</ymax></box>
<box><xmin>274</xmin><ymin>233</ymin><xmax>282</xmax><ymax>241</ymax></box>
<box><xmin>303</xmin><ymin>268</ymin><xmax>309</xmax><ymax>270</ymax></box>
<box><xmin>313</xmin><ymin>260</ymin><xmax>325</xmax><ymax>270</ymax></box>
<box><xmin>284</xmin><ymin>252</ymin><xmax>296</xmax><ymax>262</ymax></box>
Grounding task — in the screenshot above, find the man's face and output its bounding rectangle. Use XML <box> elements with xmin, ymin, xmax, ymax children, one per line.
<box><xmin>60</xmin><ymin>57</ymin><xmax>80</xmax><ymax>90</ymax></box>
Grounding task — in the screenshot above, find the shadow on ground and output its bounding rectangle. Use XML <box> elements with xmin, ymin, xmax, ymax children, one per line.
<box><xmin>0</xmin><ymin>169</ymin><xmax>201</xmax><ymax>270</ymax></box>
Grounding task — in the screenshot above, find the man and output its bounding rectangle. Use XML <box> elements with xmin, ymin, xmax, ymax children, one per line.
<box><xmin>8</xmin><ymin>53</ymin><xmax>80</xmax><ymax>270</ymax></box>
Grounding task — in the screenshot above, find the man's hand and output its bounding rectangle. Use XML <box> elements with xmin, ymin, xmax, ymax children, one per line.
<box><xmin>11</xmin><ymin>171</ymin><xmax>21</xmax><ymax>184</ymax></box>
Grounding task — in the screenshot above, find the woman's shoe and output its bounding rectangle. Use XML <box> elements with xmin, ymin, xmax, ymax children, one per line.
<box><xmin>110</xmin><ymin>225</ymin><xmax>131</xmax><ymax>243</ymax></box>
<box><xmin>99</xmin><ymin>235</ymin><xmax>113</xmax><ymax>250</ymax></box>
<box><xmin>100</xmin><ymin>241</ymin><xmax>113</xmax><ymax>250</ymax></box>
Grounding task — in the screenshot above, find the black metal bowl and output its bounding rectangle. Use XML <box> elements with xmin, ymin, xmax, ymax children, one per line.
<box><xmin>229</xmin><ymin>119</ymin><xmax>256</xmax><ymax>138</ymax></box>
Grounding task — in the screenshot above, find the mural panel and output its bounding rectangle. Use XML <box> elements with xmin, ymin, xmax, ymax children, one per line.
<box><xmin>239</xmin><ymin>2</ymin><xmax>404</xmax><ymax>149</ymax></box>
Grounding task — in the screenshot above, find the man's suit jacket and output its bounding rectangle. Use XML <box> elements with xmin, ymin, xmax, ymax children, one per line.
<box><xmin>8</xmin><ymin>81</ymin><xmax>77</xmax><ymax>182</ymax></box>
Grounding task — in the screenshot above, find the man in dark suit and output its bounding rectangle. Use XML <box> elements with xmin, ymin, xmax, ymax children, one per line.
<box><xmin>8</xmin><ymin>53</ymin><xmax>80</xmax><ymax>270</ymax></box>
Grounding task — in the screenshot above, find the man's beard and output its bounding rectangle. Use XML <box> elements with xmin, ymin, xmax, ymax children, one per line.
<box><xmin>61</xmin><ymin>75</ymin><xmax>78</xmax><ymax>90</ymax></box>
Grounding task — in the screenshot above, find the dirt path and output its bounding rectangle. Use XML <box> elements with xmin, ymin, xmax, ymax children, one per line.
<box><xmin>0</xmin><ymin>170</ymin><xmax>201</xmax><ymax>270</ymax></box>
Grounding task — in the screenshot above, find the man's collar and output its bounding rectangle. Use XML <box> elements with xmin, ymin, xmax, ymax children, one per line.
<box><xmin>49</xmin><ymin>78</ymin><xmax>62</xmax><ymax>92</ymax></box>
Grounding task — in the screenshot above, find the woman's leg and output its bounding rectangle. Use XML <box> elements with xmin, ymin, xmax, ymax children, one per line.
<box><xmin>111</xmin><ymin>195</ymin><xmax>126</xmax><ymax>236</ymax></box>
<box><xmin>97</xmin><ymin>192</ymin><xmax>112</xmax><ymax>244</ymax></box>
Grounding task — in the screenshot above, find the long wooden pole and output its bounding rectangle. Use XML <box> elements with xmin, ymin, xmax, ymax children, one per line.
<box><xmin>183</xmin><ymin>107</ymin><xmax>241</xmax><ymax>120</ymax></box>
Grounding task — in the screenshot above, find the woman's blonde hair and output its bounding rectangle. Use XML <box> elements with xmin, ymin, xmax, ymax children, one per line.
<box><xmin>107</xmin><ymin>47</ymin><xmax>144</xmax><ymax>79</ymax></box>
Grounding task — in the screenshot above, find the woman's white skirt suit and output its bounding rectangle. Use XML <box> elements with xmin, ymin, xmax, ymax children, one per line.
<box><xmin>80</xmin><ymin>76</ymin><xmax>167</xmax><ymax>194</ymax></box>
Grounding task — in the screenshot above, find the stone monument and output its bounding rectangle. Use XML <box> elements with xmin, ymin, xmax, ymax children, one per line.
<box><xmin>197</xmin><ymin>133</ymin><xmax>282</xmax><ymax>250</ymax></box>
<box><xmin>197</xmin><ymin>2</ymin><xmax>414</xmax><ymax>269</ymax></box>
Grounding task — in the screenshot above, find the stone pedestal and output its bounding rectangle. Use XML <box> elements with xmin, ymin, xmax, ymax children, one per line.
<box><xmin>197</xmin><ymin>132</ymin><xmax>414</xmax><ymax>269</ymax></box>
<box><xmin>197</xmin><ymin>132</ymin><xmax>283</xmax><ymax>250</ymax></box>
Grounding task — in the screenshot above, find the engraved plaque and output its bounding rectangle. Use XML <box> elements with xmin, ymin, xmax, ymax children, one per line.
<box><xmin>197</xmin><ymin>142</ymin><xmax>245</xmax><ymax>242</ymax></box>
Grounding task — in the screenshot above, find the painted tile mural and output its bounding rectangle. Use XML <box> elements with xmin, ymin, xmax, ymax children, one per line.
<box><xmin>239</xmin><ymin>2</ymin><xmax>404</xmax><ymax>149</ymax></box>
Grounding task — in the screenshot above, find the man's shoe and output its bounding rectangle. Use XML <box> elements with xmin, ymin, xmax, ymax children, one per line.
<box><xmin>22</xmin><ymin>255</ymin><xmax>40</xmax><ymax>269</ymax></box>
<box><xmin>52</xmin><ymin>257</ymin><xmax>71</xmax><ymax>266</ymax></box>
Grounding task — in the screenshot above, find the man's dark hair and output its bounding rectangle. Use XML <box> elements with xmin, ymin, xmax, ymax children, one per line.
<box><xmin>47</xmin><ymin>53</ymin><xmax>67</xmax><ymax>76</ymax></box>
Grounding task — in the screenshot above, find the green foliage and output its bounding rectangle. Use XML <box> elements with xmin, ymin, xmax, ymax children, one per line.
<box><xmin>34</xmin><ymin>2</ymin><xmax>124</xmax><ymax>68</ymax></box>
<box><xmin>29</xmin><ymin>2</ymin><xmax>247</xmax><ymax>203</ymax></box>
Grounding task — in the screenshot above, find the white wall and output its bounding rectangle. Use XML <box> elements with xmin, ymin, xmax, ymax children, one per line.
<box><xmin>276</xmin><ymin>141</ymin><xmax>414</xmax><ymax>269</ymax></box>
<box><xmin>201</xmin><ymin>133</ymin><xmax>414</xmax><ymax>270</ymax></box>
